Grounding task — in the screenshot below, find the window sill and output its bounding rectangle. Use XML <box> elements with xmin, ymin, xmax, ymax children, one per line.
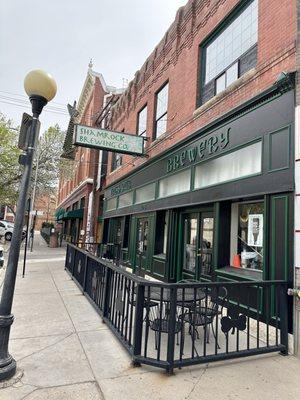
<box><xmin>216</xmin><ymin>266</ymin><xmax>262</xmax><ymax>281</ymax></box>
<box><xmin>194</xmin><ymin>68</ymin><xmax>256</xmax><ymax>119</ymax></box>
<box><xmin>153</xmin><ymin>253</ymin><xmax>166</xmax><ymax>260</ymax></box>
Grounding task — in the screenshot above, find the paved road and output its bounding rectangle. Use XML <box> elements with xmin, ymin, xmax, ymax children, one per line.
<box><xmin>0</xmin><ymin>234</ymin><xmax>300</xmax><ymax>399</ymax></box>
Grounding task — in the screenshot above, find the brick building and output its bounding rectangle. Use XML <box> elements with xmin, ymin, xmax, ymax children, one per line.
<box><xmin>57</xmin><ymin>64</ymin><xmax>123</xmax><ymax>243</ymax></box>
<box><xmin>61</xmin><ymin>0</ymin><xmax>300</xmax><ymax>353</ymax></box>
<box><xmin>98</xmin><ymin>0</ymin><xmax>297</xmax><ymax>346</ymax></box>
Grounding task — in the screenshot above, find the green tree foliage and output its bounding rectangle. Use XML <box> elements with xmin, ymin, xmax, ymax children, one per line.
<box><xmin>0</xmin><ymin>114</ymin><xmax>21</xmax><ymax>207</ymax></box>
<box><xmin>0</xmin><ymin>114</ymin><xmax>75</xmax><ymax>210</ymax></box>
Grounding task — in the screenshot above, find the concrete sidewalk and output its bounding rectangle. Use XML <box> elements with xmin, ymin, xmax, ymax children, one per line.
<box><xmin>1</xmin><ymin>236</ymin><xmax>300</xmax><ymax>399</ymax></box>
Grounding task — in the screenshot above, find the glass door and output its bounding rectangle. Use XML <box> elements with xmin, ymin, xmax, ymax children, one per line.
<box><xmin>180</xmin><ymin>211</ymin><xmax>214</xmax><ymax>280</ymax></box>
<box><xmin>136</xmin><ymin>217</ymin><xmax>149</xmax><ymax>273</ymax></box>
<box><xmin>199</xmin><ymin>213</ymin><xmax>214</xmax><ymax>278</ymax></box>
<box><xmin>182</xmin><ymin>213</ymin><xmax>198</xmax><ymax>277</ymax></box>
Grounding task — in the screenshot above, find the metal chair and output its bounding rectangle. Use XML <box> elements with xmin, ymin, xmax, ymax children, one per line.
<box><xmin>183</xmin><ymin>286</ymin><xmax>228</xmax><ymax>348</ymax></box>
<box><xmin>146</xmin><ymin>301</ymin><xmax>185</xmax><ymax>350</ymax></box>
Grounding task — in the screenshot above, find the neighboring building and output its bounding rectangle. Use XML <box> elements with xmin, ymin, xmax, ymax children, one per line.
<box><xmin>99</xmin><ymin>0</ymin><xmax>297</xmax><ymax>347</ymax></box>
<box><xmin>57</xmin><ymin>63</ymin><xmax>123</xmax><ymax>243</ymax></box>
<box><xmin>0</xmin><ymin>205</ymin><xmax>15</xmax><ymax>223</ymax></box>
<box><xmin>33</xmin><ymin>194</ymin><xmax>57</xmax><ymax>230</ymax></box>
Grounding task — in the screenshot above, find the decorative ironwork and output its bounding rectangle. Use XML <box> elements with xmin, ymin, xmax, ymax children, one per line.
<box><xmin>77</xmin><ymin>259</ymin><xmax>82</xmax><ymax>274</ymax></box>
<box><xmin>221</xmin><ymin>306</ymin><xmax>247</xmax><ymax>334</ymax></box>
<box><xmin>65</xmin><ymin>243</ymin><xmax>289</xmax><ymax>374</ymax></box>
<box><xmin>115</xmin><ymin>289</ymin><xmax>124</xmax><ymax>316</ymax></box>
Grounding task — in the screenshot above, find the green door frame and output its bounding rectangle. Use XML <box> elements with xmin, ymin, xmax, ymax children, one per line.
<box><xmin>176</xmin><ymin>206</ymin><xmax>214</xmax><ymax>282</ymax></box>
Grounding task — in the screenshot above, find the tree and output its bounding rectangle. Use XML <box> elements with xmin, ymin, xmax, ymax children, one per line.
<box><xmin>32</xmin><ymin>124</ymin><xmax>76</xmax><ymax>199</ymax></box>
<box><xmin>0</xmin><ymin>115</ymin><xmax>75</xmax><ymax>212</ymax></box>
<box><xmin>0</xmin><ymin>114</ymin><xmax>21</xmax><ymax>208</ymax></box>
<box><xmin>32</xmin><ymin>124</ymin><xmax>64</xmax><ymax>197</ymax></box>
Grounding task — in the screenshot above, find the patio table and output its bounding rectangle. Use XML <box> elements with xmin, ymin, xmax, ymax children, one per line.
<box><xmin>143</xmin><ymin>286</ymin><xmax>206</xmax><ymax>303</ymax></box>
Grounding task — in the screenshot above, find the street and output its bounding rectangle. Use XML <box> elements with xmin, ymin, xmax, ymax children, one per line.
<box><xmin>0</xmin><ymin>234</ymin><xmax>299</xmax><ymax>399</ymax></box>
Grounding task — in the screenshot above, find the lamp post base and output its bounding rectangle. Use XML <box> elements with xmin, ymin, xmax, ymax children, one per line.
<box><xmin>0</xmin><ymin>314</ymin><xmax>16</xmax><ymax>381</ymax></box>
<box><xmin>0</xmin><ymin>356</ymin><xmax>16</xmax><ymax>381</ymax></box>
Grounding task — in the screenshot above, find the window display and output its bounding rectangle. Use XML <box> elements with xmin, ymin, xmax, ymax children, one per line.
<box><xmin>231</xmin><ymin>201</ymin><xmax>264</xmax><ymax>271</ymax></box>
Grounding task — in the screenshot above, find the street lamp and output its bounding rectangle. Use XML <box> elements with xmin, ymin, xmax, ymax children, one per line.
<box><xmin>0</xmin><ymin>70</ymin><xmax>57</xmax><ymax>381</ymax></box>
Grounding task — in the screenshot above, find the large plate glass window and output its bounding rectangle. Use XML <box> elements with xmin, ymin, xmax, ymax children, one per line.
<box><xmin>154</xmin><ymin>210</ymin><xmax>169</xmax><ymax>256</ymax></box>
<box><xmin>137</xmin><ymin>105</ymin><xmax>147</xmax><ymax>137</ymax></box>
<box><xmin>135</xmin><ymin>182</ymin><xmax>156</xmax><ymax>204</ymax></box>
<box><xmin>118</xmin><ymin>191</ymin><xmax>133</xmax><ymax>208</ymax></box>
<box><xmin>202</xmin><ymin>0</ymin><xmax>258</xmax><ymax>102</ymax></box>
<box><xmin>106</xmin><ymin>197</ymin><xmax>117</xmax><ymax>211</ymax></box>
<box><xmin>155</xmin><ymin>82</ymin><xmax>169</xmax><ymax>139</ymax></box>
<box><xmin>159</xmin><ymin>169</ymin><xmax>191</xmax><ymax>198</ymax></box>
<box><xmin>230</xmin><ymin>201</ymin><xmax>264</xmax><ymax>271</ymax></box>
<box><xmin>194</xmin><ymin>141</ymin><xmax>262</xmax><ymax>189</ymax></box>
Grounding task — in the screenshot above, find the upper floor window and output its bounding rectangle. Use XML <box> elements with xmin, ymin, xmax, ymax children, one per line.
<box><xmin>137</xmin><ymin>105</ymin><xmax>147</xmax><ymax>137</ymax></box>
<box><xmin>155</xmin><ymin>82</ymin><xmax>169</xmax><ymax>139</ymax></box>
<box><xmin>201</xmin><ymin>0</ymin><xmax>258</xmax><ymax>103</ymax></box>
<box><xmin>111</xmin><ymin>152</ymin><xmax>122</xmax><ymax>171</ymax></box>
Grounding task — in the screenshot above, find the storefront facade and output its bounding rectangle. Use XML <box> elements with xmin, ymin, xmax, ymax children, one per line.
<box><xmin>102</xmin><ymin>82</ymin><xmax>294</xmax><ymax>295</ymax></box>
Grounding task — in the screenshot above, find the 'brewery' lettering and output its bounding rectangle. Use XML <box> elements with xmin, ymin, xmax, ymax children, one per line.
<box><xmin>166</xmin><ymin>128</ymin><xmax>230</xmax><ymax>173</ymax></box>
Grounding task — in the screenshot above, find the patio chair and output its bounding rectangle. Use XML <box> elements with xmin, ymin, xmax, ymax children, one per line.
<box><xmin>146</xmin><ymin>301</ymin><xmax>185</xmax><ymax>350</ymax></box>
<box><xmin>183</xmin><ymin>286</ymin><xmax>228</xmax><ymax>348</ymax></box>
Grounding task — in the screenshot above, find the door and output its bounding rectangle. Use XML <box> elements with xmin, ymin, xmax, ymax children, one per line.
<box><xmin>136</xmin><ymin>217</ymin><xmax>150</xmax><ymax>273</ymax></box>
<box><xmin>180</xmin><ymin>211</ymin><xmax>214</xmax><ymax>281</ymax></box>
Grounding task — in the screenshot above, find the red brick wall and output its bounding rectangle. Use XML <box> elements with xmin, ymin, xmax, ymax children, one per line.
<box><xmin>58</xmin><ymin>76</ymin><xmax>107</xmax><ymax>207</ymax></box>
<box><xmin>106</xmin><ymin>0</ymin><xmax>296</xmax><ymax>186</ymax></box>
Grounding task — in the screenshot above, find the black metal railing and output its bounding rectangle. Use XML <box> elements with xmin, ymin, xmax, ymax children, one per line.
<box><xmin>75</xmin><ymin>242</ymin><xmax>101</xmax><ymax>256</ymax></box>
<box><xmin>65</xmin><ymin>244</ymin><xmax>289</xmax><ymax>373</ymax></box>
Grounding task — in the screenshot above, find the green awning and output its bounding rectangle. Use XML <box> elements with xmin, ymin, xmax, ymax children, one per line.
<box><xmin>64</xmin><ymin>209</ymin><xmax>84</xmax><ymax>219</ymax></box>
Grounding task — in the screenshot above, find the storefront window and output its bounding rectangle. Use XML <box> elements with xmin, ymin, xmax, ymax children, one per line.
<box><xmin>159</xmin><ymin>169</ymin><xmax>191</xmax><ymax>198</ymax></box>
<box><xmin>106</xmin><ymin>197</ymin><xmax>117</xmax><ymax>211</ymax></box>
<box><xmin>231</xmin><ymin>201</ymin><xmax>264</xmax><ymax>271</ymax></box>
<box><xmin>135</xmin><ymin>183</ymin><xmax>156</xmax><ymax>204</ymax></box>
<box><xmin>194</xmin><ymin>141</ymin><xmax>262</xmax><ymax>189</ymax></box>
<box><xmin>154</xmin><ymin>211</ymin><xmax>169</xmax><ymax>255</ymax></box>
<box><xmin>118</xmin><ymin>191</ymin><xmax>133</xmax><ymax>208</ymax></box>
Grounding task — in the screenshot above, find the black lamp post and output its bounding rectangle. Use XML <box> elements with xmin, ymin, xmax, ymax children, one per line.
<box><xmin>0</xmin><ymin>70</ymin><xmax>57</xmax><ymax>381</ymax></box>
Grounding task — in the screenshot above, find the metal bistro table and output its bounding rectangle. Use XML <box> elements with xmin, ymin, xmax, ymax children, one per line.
<box><xmin>142</xmin><ymin>286</ymin><xmax>206</xmax><ymax>305</ymax></box>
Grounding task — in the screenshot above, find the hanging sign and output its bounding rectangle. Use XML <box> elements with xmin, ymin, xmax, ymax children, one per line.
<box><xmin>74</xmin><ymin>124</ymin><xmax>144</xmax><ymax>156</ymax></box>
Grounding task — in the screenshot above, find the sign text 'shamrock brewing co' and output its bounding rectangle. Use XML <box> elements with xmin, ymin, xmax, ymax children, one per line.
<box><xmin>74</xmin><ymin>124</ymin><xmax>144</xmax><ymax>156</ymax></box>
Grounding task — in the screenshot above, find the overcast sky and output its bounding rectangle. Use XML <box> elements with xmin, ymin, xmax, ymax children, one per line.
<box><xmin>0</xmin><ymin>0</ymin><xmax>187</xmax><ymax>132</ymax></box>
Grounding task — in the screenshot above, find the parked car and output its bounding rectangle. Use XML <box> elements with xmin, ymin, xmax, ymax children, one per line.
<box><xmin>0</xmin><ymin>221</ymin><xmax>26</xmax><ymax>241</ymax></box>
<box><xmin>0</xmin><ymin>246</ymin><xmax>4</xmax><ymax>267</ymax></box>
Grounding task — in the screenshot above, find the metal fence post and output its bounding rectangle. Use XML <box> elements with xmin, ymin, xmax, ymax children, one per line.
<box><xmin>166</xmin><ymin>287</ymin><xmax>177</xmax><ymax>374</ymax></box>
<box><xmin>133</xmin><ymin>284</ymin><xmax>145</xmax><ymax>364</ymax></box>
<box><xmin>65</xmin><ymin>244</ymin><xmax>69</xmax><ymax>271</ymax></box>
<box><xmin>279</xmin><ymin>283</ymin><xmax>289</xmax><ymax>355</ymax></box>
<box><xmin>72</xmin><ymin>248</ymin><xmax>76</xmax><ymax>277</ymax></box>
<box><xmin>82</xmin><ymin>253</ymin><xmax>88</xmax><ymax>294</ymax></box>
<box><xmin>102</xmin><ymin>266</ymin><xmax>112</xmax><ymax>319</ymax></box>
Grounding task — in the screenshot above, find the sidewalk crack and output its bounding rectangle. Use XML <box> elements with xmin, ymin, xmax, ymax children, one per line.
<box><xmin>17</xmin><ymin>332</ymin><xmax>74</xmax><ymax>362</ymax></box>
<box><xmin>185</xmin><ymin>363</ymin><xmax>209</xmax><ymax>399</ymax></box>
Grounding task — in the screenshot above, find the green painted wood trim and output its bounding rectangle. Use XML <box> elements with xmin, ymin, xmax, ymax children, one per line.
<box><xmin>267</xmin><ymin>125</ymin><xmax>291</xmax><ymax>173</ymax></box>
<box><xmin>213</xmin><ymin>202</ymin><xmax>220</xmax><ymax>269</ymax></box>
<box><xmin>215</xmin><ymin>269</ymin><xmax>262</xmax><ymax>281</ymax></box>
<box><xmin>270</xmin><ymin>194</ymin><xmax>289</xmax><ymax>316</ymax></box>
